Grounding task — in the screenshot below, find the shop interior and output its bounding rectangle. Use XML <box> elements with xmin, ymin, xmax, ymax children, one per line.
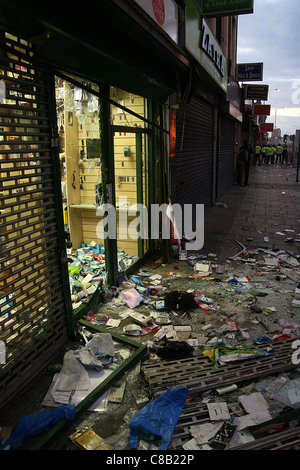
<box><xmin>55</xmin><ymin>75</ymin><xmax>150</xmax><ymax>311</ymax></box>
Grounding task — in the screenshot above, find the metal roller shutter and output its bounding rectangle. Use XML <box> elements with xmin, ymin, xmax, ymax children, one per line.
<box><xmin>175</xmin><ymin>94</ymin><xmax>214</xmax><ymax>232</ymax></box>
<box><xmin>0</xmin><ymin>33</ymin><xmax>70</xmax><ymax>406</ymax></box>
<box><xmin>217</xmin><ymin>116</ymin><xmax>235</xmax><ymax>200</ymax></box>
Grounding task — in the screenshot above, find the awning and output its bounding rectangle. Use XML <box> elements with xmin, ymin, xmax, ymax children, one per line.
<box><xmin>0</xmin><ymin>0</ymin><xmax>191</xmax><ymax>103</ymax></box>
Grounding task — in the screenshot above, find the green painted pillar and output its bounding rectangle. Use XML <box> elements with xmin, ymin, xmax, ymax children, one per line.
<box><xmin>99</xmin><ymin>83</ymin><xmax>118</xmax><ymax>286</ymax></box>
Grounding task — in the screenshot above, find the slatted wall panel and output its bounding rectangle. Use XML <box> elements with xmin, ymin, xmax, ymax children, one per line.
<box><xmin>0</xmin><ymin>33</ymin><xmax>69</xmax><ymax>406</ymax></box>
<box><xmin>217</xmin><ymin>116</ymin><xmax>235</xmax><ymax>200</ymax></box>
<box><xmin>175</xmin><ymin>95</ymin><xmax>214</xmax><ymax>233</ymax></box>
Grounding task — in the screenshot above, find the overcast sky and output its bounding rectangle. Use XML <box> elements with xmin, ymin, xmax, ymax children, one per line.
<box><xmin>237</xmin><ymin>0</ymin><xmax>300</xmax><ymax>136</ymax></box>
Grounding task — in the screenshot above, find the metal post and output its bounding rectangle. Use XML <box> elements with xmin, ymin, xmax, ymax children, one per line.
<box><xmin>136</xmin><ymin>131</ymin><xmax>144</xmax><ymax>258</ymax></box>
<box><xmin>46</xmin><ymin>71</ymin><xmax>75</xmax><ymax>339</ymax></box>
<box><xmin>99</xmin><ymin>83</ymin><xmax>118</xmax><ymax>286</ymax></box>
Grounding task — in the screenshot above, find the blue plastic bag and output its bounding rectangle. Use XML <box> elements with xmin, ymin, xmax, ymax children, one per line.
<box><xmin>129</xmin><ymin>386</ymin><xmax>189</xmax><ymax>450</ymax></box>
<box><xmin>0</xmin><ymin>404</ymin><xmax>76</xmax><ymax>450</ymax></box>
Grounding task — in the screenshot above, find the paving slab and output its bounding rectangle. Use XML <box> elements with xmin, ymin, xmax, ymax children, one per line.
<box><xmin>202</xmin><ymin>164</ymin><xmax>300</xmax><ymax>262</ymax></box>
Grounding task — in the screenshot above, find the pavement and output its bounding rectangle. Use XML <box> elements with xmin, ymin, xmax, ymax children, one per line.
<box><xmin>1</xmin><ymin>161</ymin><xmax>300</xmax><ymax>451</ymax></box>
<box><xmin>203</xmin><ymin>162</ymin><xmax>300</xmax><ymax>261</ymax></box>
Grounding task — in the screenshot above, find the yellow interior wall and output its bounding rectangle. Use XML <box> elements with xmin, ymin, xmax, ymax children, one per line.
<box><xmin>62</xmin><ymin>84</ymin><xmax>147</xmax><ymax>257</ymax></box>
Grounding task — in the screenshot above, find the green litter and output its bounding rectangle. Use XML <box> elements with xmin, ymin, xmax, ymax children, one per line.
<box><xmin>203</xmin><ymin>345</ymin><xmax>266</xmax><ymax>368</ymax></box>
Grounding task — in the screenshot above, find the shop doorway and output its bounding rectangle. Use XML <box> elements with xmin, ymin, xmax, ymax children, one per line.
<box><xmin>55</xmin><ymin>77</ymin><xmax>152</xmax><ymax>313</ymax></box>
<box><xmin>110</xmin><ymin>87</ymin><xmax>150</xmax><ymax>262</ymax></box>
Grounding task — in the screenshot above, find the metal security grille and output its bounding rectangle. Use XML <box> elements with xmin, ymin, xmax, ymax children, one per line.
<box><xmin>175</xmin><ymin>94</ymin><xmax>214</xmax><ymax>230</ymax></box>
<box><xmin>0</xmin><ymin>33</ymin><xmax>70</xmax><ymax>406</ymax></box>
<box><xmin>142</xmin><ymin>336</ymin><xmax>300</xmax><ymax>399</ymax></box>
<box><xmin>170</xmin><ymin>400</ymin><xmax>300</xmax><ymax>450</ymax></box>
<box><xmin>143</xmin><ymin>337</ymin><xmax>300</xmax><ymax>450</ymax></box>
<box><xmin>217</xmin><ymin>116</ymin><xmax>235</xmax><ymax>201</ymax></box>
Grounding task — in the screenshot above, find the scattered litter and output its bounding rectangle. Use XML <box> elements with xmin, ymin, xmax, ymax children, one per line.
<box><xmin>106</xmin><ymin>318</ymin><xmax>121</xmax><ymax>328</ymax></box>
<box><xmin>69</xmin><ymin>424</ymin><xmax>112</xmax><ymax>450</ymax></box>
<box><xmin>150</xmin><ymin>340</ymin><xmax>194</xmax><ymax>359</ymax></box>
<box><xmin>209</xmin><ymin>422</ymin><xmax>236</xmax><ymax>449</ymax></box>
<box><xmin>190</xmin><ymin>422</ymin><xmax>224</xmax><ymax>445</ymax></box>
<box><xmin>120</xmin><ymin>288</ymin><xmax>144</xmax><ymax>308</ymax></box>
<box><xmin>109</xmin><ymin>379</ymin><xmax>127</xmax><ymax>403</ymax></box>
<box><xmin>233</xmin><ymin>411</ymin><xmax>272</xmax><ymax>431</ymax></box>
<box><xmin>203</xmin><ymin>345</ymin><xmax>271</xmax><ymax>368</ymax></box>
<box><xmin>273</xmin><ymin>378</ymin><xmax>300</xmax><ymax>408</ymax></box>
<box><xmin>9</xmin><ymin>219</ymin><xmax>300</xmax><ymax>451</ymax></box>
<box><xmin>163</xmin><ymin>291</ymin><xmax>198</xmax><ymax>312</ymax></box>
<box><xmin>239</xmin><ymin>392</ymin><xmax>269</xmax><ymax>414</ymax></box>
<box><xmin>123</xmin><ymin>324</ymin><xmax>143</xmax><ymax>336</ymax></box>
<box><xmin>207</xmin><ymin>402</ymin><xmax>231</xmax><ymax>421</ymax></box>
<box><xmin>228</xmin><ymin>428</ymin><xmax>255</xmax><ymax>448</ymax></box>
<box><xmin>214</xmin><ymin>384</ymin><xmax>238</xmax><ymax>396</ymax></box>
<box><xmin>182</xmin><ymin>438</ymin><xmax>202</xmax><ymax>450</ymax></box>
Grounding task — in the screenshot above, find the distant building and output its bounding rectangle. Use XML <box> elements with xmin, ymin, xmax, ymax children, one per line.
<box><xmin>296</xmin><ymin>130</ymin><xmax>300</xmax><ymax>153</ymax></box>
<box><xmin>271</xmin><ymin>128</ymin><xmax>282</xmax><ymax>145</ymax></box>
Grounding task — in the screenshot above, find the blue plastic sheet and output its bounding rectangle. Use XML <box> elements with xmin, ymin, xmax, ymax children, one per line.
<box><xmin>129</xmin><ymin>386</ymin><xmax>189</xmax><ymax>450</ymax></box>
<box><xmin>0</xmin><ymin>404</ymin><xmax>76</xmax><ymax>450</ymax></box>
<box><xmin>253</xmin><ymin>336</ymin><xmax>273</xmax><ymax>345</ymax></box>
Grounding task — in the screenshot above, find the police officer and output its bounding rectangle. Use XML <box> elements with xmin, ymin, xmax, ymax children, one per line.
<box><xmin>262</xmin><ymin>145</ymin><xmax>267</xmax><ymax>164</ymax></box>
<box><xmin>275</xmin><ymin>143</ymin><xmax>283</xmax><ymax>164</ymax></box>
<box><xmin>265</xmin><ymin>145</ymin><xmax>272</xmax><ymax>165</ymax></box>
<box><xmin>282</xmin><ymin>146</ymin><xmax>288</xmax><ymax>165</ymax></box>
<box><xmin>255</xmin><ymin>144</ymin><xmax>262</xmax><ymax>166</ymax></box>
<box><xmin>271</xmin><ymin>145</ymin><xmax>276</xmax><ymax>164</ymax></box>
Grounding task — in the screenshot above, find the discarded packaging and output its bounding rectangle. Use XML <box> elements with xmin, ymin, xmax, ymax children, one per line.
<box><xmin>69</xmin><ymin>424</ymin><xmax>112</xmax><ymax>450</ymax></box>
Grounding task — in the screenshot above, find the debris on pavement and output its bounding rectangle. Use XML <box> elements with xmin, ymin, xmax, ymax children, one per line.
<box><xmin>2</xmin><ymin>230</ymin><xmax>300</xmax><ymax>451</ymax></box>
<box><xmin>75</xmin><ymin>235</ymin><xmax>300</xmax><ymax>451</ymax></box>
<box><xmin>69</xmin><ymin>424</ymin><xmax>113</xmax><ymax>450</ymax></box>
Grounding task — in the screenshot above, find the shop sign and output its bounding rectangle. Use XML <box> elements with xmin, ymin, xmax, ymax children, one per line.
<box><xmin>245</xmin><ymin>84</ymin><xmax>269</xmax><ymax>101</ymax></box>
<box><xmin>260</xmin><ymin>122</ymin><xmax>274</xmax><ymax>132</ymax></box>
<box><xmin>254</xmin><ymin>104</ymin><xmax>271</xmax><ymax>116</ymax></box>
<box><xmin>135</xmin><ymin>0</ymin><xmax>178</xmax><ymax>44</ymax></box>
<box><xmin>185</xmin><ymin>0</ymin><xmax>228</xmax><ymax>93</ymax></box>
<box><xmin>226</xmin><ymin>77</ymin><xmax>243</xmax><ymax>121</ymax></box>
<box><xmin>202</xmin><ymin>0</ymin><xmax>254</xmax><ymax>17</ymax></box>
<box><xmin>202</xmin><ymin>18</ymin><xmax>225</xmax><ymax>77</ymax></box>
<box><xmin>237</xmin><ymin>63</ymin><xmax>264</xmax><ymax>82</ymax></box>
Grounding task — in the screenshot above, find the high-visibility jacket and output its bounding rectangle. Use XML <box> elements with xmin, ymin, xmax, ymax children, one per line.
<box><xmin>271</xmin><ymin>147</ymin><xmax>276</xmax><ymax>155</ymax></box>
<box><xmin>256</xmin><ymin>145</ymin><xmax>261</xmax><ymax>154</ymax></box>
<box><xmin>276</xmin><ymin>145</ymin><xmax>283</xmax><ymax>155</ymax></box>
<box><xmin>262</xmin><ymin>147</ymin><xmax>267</xmax><ymax>154</ymax></box>
<box><xmin>265</xmin><ymin>147</ymin><xmax>273</xmax><ymax>156</ymax></box>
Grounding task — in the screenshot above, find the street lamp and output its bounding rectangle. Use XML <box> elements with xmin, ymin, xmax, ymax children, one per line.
<box><xmin>264</xmin><ymin>88</ymin><xmax>280</xmax><ymax>104</ymax></box>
